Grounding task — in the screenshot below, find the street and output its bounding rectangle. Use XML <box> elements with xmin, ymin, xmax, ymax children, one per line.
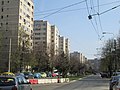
<box><xmin>31</xmin><ymin>74</ymin><xmax>110</xmax><ymax>90</ymax></box>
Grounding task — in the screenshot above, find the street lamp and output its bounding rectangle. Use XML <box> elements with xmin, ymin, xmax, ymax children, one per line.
<box><xmin>102</xmin><ymin>32</ymin><xmax>117</xmax><ymax>73</ymax></box>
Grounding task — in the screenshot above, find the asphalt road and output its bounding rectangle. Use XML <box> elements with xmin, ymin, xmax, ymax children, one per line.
<box><xmin>31</xmin><ymin>74</ymin><xmax>110</xmax><ymax>90</ymax></box>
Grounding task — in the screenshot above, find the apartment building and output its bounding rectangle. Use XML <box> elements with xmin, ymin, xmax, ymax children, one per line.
<box><xmin>59</xmin><ymin>36</ymin><xmax>66</xmax><ymax>54</ymax></box>
<box><xmin>70</xmin><ymin>51</ymin><xmax>87</xmax><ymax>63</ymax></box>
<box><xmin>0</xmin><ymin>0</ymin><xmax>34</xmax><ymax>71</ymax></box>
<box><xmin>51</xmin><ymin>25</ymin><xmax>59</xmax><ymax>55</ymax></box>
<box><xmin>65</xmin><ymin>38</ymin><xmax>70</xmax><ymax>55</ymax></box>
<box><xmin>59</xmin><ymin>36</ymin><xmax>70</xmax><ymax>55</ymax></box>
<box><xmin>33</xmin><ymin>20</ymin><xmax>51</xmax><ymax>53</ymax></box>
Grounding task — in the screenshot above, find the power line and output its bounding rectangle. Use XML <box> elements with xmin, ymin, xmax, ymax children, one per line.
<box><xmin>85</xmin><ymin>0</ymin><xmax>100</xmax><ymax>38</ymax></box>
<box><xmin>34</xmin><ymin>0</ymin><xmax>120</xmax><ymax>15</ymax></box>
<box><xmin>97</xmin><ymin>0</ymin><xmax>103</xmax><ymax>34</ymax></box>
<box><xmin>99</xmin><ymin>4</ymin><xmax>120</xmax><ymax>15</ymax></box>
<box><xmin>90</xmin><ymin>0</ymin><xmax>103</xmax><ymax>39</ymax></box>
<box><xmin>90</xmin><ymin>0</ymin><xmax>99</xmax><ymax>33</ymax></box>
<box><xmin>90</xmin><ymin>17</ymin><xmax>100</xmax><ymax>38</ymax></box>
<box><xmin>97</xmin><ymin>0</ymin><xmax>100</xmax><ymax>13</ymax></box>
<box><xmin>40</xmin><ymin>0</ymin><xmax>86</xmax><ymax>19</ymax></box>
<box><xmin>85</xmin><ymin>0</ymin><xmax>90</xmax><ymax>15</ymax></box>
<box><xmin>89</xmin><ymin>4</ymin><xmax>120</xmax><ymax>17</ymax></box>
<box><xmin>98</xmin><ymin>15</ymin><xmax>103</xmax><ymax>34</ymax></box>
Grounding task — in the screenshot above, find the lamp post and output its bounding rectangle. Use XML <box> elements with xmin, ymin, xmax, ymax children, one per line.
<box><xmin>102</xmin><ymin>32</ymin><xmax>117</xmax><ymax>73</ymax></box>
<box><xmin>8</xmin><ymin>38</ymin><xmax>11</xmax><ymax>72</ymax></box>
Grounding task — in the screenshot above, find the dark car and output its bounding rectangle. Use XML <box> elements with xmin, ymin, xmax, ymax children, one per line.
<box><xmin>100</xmin><ymin>72</ymin><xmax>109</xmax><ymax>78</ymax></box>
<box><xmin>0</xmin><ymin>75</ymin><xmax>32</xmax><ymax>90</ymax></box>
<box><xmin>109</xmin><ymin>75</ymin><xmax>120</xmax><ymax>90</ymax></box>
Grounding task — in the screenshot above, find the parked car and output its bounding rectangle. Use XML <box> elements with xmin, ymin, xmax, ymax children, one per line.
<box><xmin>33</xmin><ymin>73</ymin><xmax>41</xmax><ymax>78</ymax></box>
<box><xmin>0</xmin><ymin>75</ymin><xmax>32</xmax><ymax>90</ymax></box>
<box><xmin>52</xmin><ymin>72</ymin><xmax>59</xmax><ymax>77</ymax></box>
<box><xmin>40</xmin><ymin>72</ymin><xmax>47</xmax><ymax>78</ymax></box>
<box><xmin>23</xmin><ymin>72</ymin><xmax>34</xmax><ymax>79</ymax></box>
<box><xmin>113</xmin><ymin>72</ymin><xmax>120</xmax><ymax>76</ymax></box>
<box><xmin>109</xmin><ymin>75</ymin><xmax>120</xmax><ymax>90</ymax></box>
<box><xmin>1</xmin><ymin>72</ymin><xmax>15</xmax><ymax>76</ymax></box>
<box><xmin>100</xmin><ymin>72</ymin><xmax>109</xmax><ymax>78</ymax></box>
<box><xmin>113</xmin><ymin>79</ymin><xmax>120</xmax><ymax>90</ymax></box>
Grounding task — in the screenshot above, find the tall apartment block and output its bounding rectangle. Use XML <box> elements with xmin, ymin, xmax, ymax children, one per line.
<box><xmin>33</xmin><ymin>20</ymin><xmax>51</xmax><ymax>53</ymax></box>
<box><xmin>59</xmin><ymin>36</ymin><xmax>69</xmax><ymax>55</ymax></box>
<box><xmin>59</xmin><ymin>36</ymin><xmax>66</xmax><ymax>54</ymax></box>
<box><xmin>65</xmin><ymin>38</ymin><xmax>70</xmax><ymax>55</ymax></box>
<box><xmin>51</xmin><ymin>25</ymin><xmax>59</xmax><ymax>55</ymax></box>
<box><xmin>0</xmin><ymin>0</ymin><xmax>34</xmax><ymax>71</ymax></box>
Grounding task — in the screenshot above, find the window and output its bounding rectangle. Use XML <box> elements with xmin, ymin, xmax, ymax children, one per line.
<box><xmin>43</xmin><ymin>23</ymin><xmax>46</xmax><ymax>26</ymax></box>
<box><xmin>52</xmin><ymin>40</ymin><xmax>54</xmax><ymax>42</ymax></box>
<box><xmin>28</xmin><ymin>2</ymin><xmax>31</xmax><ymax>6</ymax></box>
<box><xmin>7</xmin><ymin>1</ymin><xmax>9</xmax><ymax>3</ymax></box>
<box><xmin>31</xmin><ymin>18</ymin><xmax>33</xmax><ymax>21</ymax></box>
<box><xmin>35</xmin><ymin>42</ymin><xmax>38</xmax><ymax>44</ymax></box>
<box><xmin>2</xmin><ymin>8</ymin><xmax>3</xmax><ymax>12</ymax></box>
<box><xmin>43</xmin><ymin>33</ymin><xmax>46</xmax><ymax>35</ymax></box>
<box><xmin>1</xmin><ymin>16</ymin><xmax>3</xmax><ymax>19</ymax></box>
<box><xmin>26</xmin><ymin>14</ymin><xmax>30</xmax><ymax>19</ymax></box>
<box><xmin>43</xmin><ymin>28</ymin><xmax>46</xmax><ymax>30</ymax></box>
<box><xmin>20</xmin><ymin>16</ymin><xmax>22</xmax><ymax>19</ymax></box>
<box><xmin>7</xmin><ymin>15</ymin><xmax>8</xmax><ymax>17</ymax></box>
<box><xmin>1</xmin><ymin>23</ymin><xmax>3</xmax><ymax>26</ymax></box>
<box><xmin>32</xmin><ymin>6</ymin><xmax>34</xmax><ymax>9</ymax></box>
<box><xmin>2</xmin><ymin>1</ymin><xmax>4</xmax><ymax>5</ymax></box>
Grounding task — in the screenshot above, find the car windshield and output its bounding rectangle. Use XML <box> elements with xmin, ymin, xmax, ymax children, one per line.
<box><xmin>112</xmin><ymin>76</ymin><xmax>120</xmax><ymax>81</ymax></box>
<box><xmin>0</xmin><ymin>77</ymin><xmax>15</xmax><ymax>86</ymax></box>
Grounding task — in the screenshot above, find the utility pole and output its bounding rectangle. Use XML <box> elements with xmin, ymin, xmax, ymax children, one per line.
<box><xmin>8</xmin><ymin>38</ymin><xmax>11</xmax><ymax>72</ymax></box>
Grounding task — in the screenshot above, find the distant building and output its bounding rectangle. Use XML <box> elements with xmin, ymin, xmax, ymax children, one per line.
<box><xmin>59</xmin><ymin>36</ymin><xmax>66</xmax><ymax>54</ymax></box>
<box><xmin>70</xmin><ymin>51</ymin><xmax>87</xmax><ymax>63</ymax></box>
<box><xmin>88</xmin><ymin>58</ymin><xmax>101</xmax><ymax>72</ymax></box>
<box><xmin>33</xmin><ymin>20</ymin><xmax>70</xmax><ymax>57</ymax></box>
<box><xmin>59</xmin><ymin>36</ymin><xmax>70</xmax><ymax>55</ymax></box>
<box><xmin>0</xmin><ymin>0</ymin><xmax>34</xmax><ymax>71</ymax></box>
<box><xmin>65</xmin><ymin>38</ymin><xmax>70</xmax><ymax>55</ymax></box>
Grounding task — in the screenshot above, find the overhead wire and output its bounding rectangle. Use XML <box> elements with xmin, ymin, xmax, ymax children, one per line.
<box><xmin>99</xmin><ymin>4</ymin><xmax>120</xmax><ymax>15</ymax></box>
<box><xmin>40</xmin><ymin>0</ymin><xmax>86</xmax><ymax>19</ymax></box>
<box><xmin>97</xmin><ymin>0</ymin><xmax>103</xmax><ymax>38</ymax></box>
<box><xmin>90</xmin><ymin>0</ymin><xmax>99</xmax><ymax>34</ymax></box>
<box><xmin>91</xmin><ymin>0</ymin><xmax>103</xmax><ymax>40</ymax></box>
<box><xmin>34</xmin><ymin>0</ymin><xmax>120</xmax><ymax>15</ymax></box>
<box><xmin>85</xmin><ymin>0</ymin><xmax>100</xmax><ymax>38</ymax></box>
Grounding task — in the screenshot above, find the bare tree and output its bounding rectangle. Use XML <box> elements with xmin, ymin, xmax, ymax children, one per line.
<box><xmin>33</xmin><ymin>42</ymin><xmax>50</xmax><ymax>72</ymax></box>
<box><xmin>55</xmin><ymin>52</ymin><xmax>70</xmax><ymax>78</ymax></box>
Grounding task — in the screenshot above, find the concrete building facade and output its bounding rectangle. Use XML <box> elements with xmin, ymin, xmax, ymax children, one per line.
<box><xmin>33</xmin><ymin>20</ymin><xmax>51</xmax><ymax>53</ymax></box>
<box><xmin>51</xmin><ymin>25</ymin><xmax>59</xmax><ymax>55</ymax></box>
<box><xmin>0</xmin><ymin>0</ymin><xmax>34</xmax><ymax>71</ymax></box>
<box><xmin>65</xmin><ymin>38</ymin><xmax>70</xmax><ymax>55</ymax></box>
<box><xmin>59</xmin><ymin>36</ymin><xmax>66</xmax><ymax>54</ymax></box>
<box><xmin>59</xmin><ymin>36</ymin><xmax>70</xmax><ymax>55</ymax></box>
